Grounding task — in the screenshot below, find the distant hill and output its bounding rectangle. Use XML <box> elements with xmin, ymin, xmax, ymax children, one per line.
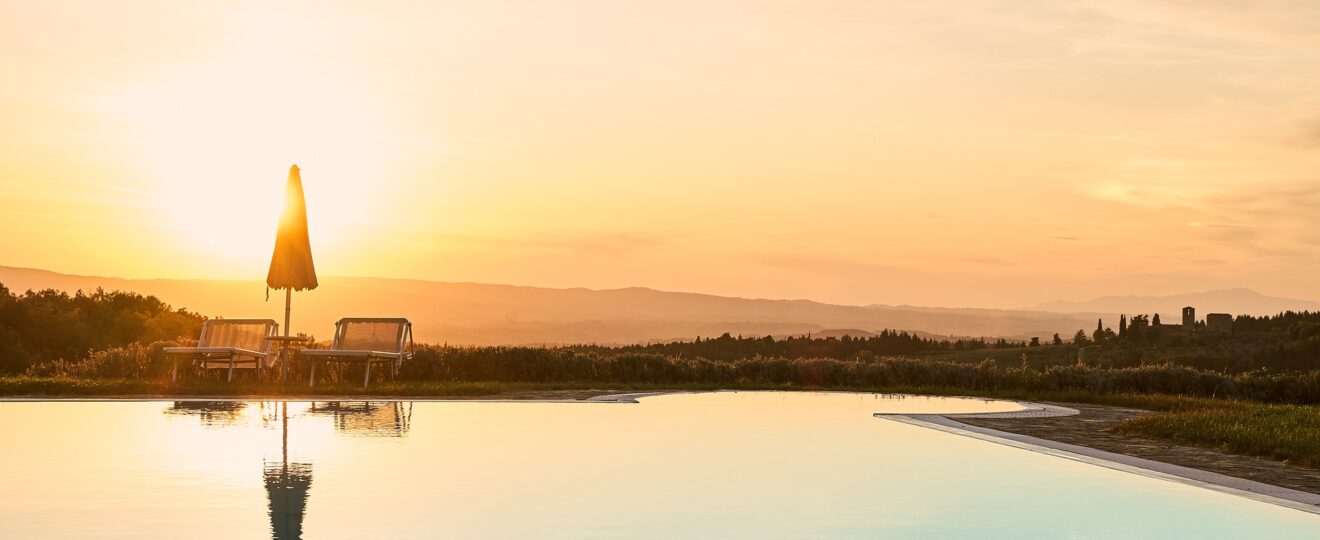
<box><xmin>1031</xmin><ymin>288</ymin><xmax>1320</xmax><ymax>317</ymax></box>
<box><xmin>0</xmin><ymin>265</ymin><xmax>1102</xmax><ymax>345</ymax></box>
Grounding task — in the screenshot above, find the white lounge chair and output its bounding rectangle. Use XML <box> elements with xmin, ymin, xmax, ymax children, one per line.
<box><xmin>165</xmin><ymin>319</ymin><xmax>280</xmax><ymax>382</ymax></box>
<box><xmin>301</xmin><ymin>318</ymin><xmax>414</xmax><ymax>388</ymax></box>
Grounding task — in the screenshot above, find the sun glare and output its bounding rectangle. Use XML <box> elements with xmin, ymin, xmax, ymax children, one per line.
<box><xmin>92</xmin><ymin>18</ymin><xmax>387</xmax><ymax>275</ymax></box>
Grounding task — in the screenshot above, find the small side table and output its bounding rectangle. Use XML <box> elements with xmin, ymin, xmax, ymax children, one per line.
<box><xmin>265</xmin><ymin>335</ymin><xmax>310</xmax><ymax>382</ymax></box>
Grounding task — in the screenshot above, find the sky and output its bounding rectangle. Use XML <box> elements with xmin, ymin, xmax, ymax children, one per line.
<box><xmin>3</xmin><ymin>1</ymin><xmax>1320</xmax><ymax>309</ymax></box>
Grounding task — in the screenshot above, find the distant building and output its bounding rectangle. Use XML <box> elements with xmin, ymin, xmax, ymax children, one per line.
<box><xmin>1206</xmin><ymin>313</ymin><xmax>1233</xmax><ymax>334</ymax></box>
<box><xmin>1127</xmin><ymin>306</ymin><xmax>1232</xmax><ymax>337</ymax></box>
<box><xmin>1154</xmin><ymin>313</ymin><xmax>1190</xmax><ymax>336</ymax></box>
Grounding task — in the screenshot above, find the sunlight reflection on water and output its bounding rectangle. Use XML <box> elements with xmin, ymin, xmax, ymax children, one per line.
<box><xmin>0</xmin><ymin>392</ymin><xmax>1315</xmax><ymax>539</ymax></box>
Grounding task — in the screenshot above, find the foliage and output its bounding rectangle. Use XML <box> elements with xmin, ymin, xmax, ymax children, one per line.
<box><xmin>23</xmin><ymin>338</ymin><xmax>1320</xmax><ymax>404</ymax></box>
<box><xmin>1112</xmin><ymin>400</ymin><xmax>1320</xmax><ymax>468</ymax></box>
<box><xmin>24</xmin><ymin>340</ymin><xmax>188</xmax><ymax>379</ymax></box>
<box><xmin>397</xmin><ymin>347</ymin><xmax>1320</xmax><ymax>403</ymax></box>
<box><xmin>0</xmin><ymin>283</ymin><xmax>203</xmax><ymax>373</ymax></box>
<box><xmin>575</xmin><ymin>330</ymin><xmax>1022</xmax><ymax>361</ymax></box>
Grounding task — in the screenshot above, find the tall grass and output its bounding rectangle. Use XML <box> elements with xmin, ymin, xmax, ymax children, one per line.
<box><xmin>1112</xmin><ymin>400</ymin><xmax>1320</xmax><ymax>468</ymax></box>
<box><xmin>398</xmin><ymin>346</ymin><xmax>1320</xmax><ymax>403</ymax></box>
<box><xmin>23</xmin><ymin>342</ymin><xmax>1320</xmax><ymax>404</ymax></box>
<box><xmin>24</xmin><ymin>340</ymin><xmax>189</xmax><ymax>380</ymax></box>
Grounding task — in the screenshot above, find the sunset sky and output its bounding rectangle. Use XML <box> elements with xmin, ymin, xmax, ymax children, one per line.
<box><xmin>3</xmin><ymin>1</ymin><xmax>1320</xmax><ymax>308</ymax></box>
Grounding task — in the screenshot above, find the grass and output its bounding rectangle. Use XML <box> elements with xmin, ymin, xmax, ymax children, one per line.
<box><xmin>1110</xmin><ymin>399</ymin><xmax>1320</xmax><ymax>468</ymax></box>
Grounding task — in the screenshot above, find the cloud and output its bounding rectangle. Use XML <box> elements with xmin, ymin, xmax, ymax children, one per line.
<box><xmin>1302</xmin><ymin>117</ymin><xmax>1320</xmax><ymax>146</ymax></box>
<box><xmin>80</xmin><ymin>181</ymin><xmax>163</xmax><ymax>199</ymax></box>
<box><xmin>0</xmin><ymin>209</ymin><xmax>177</xmax><ymax>230</ymax></box>
<box><xmin>432</xmin><ymin>231</ymin><xmax>676</xmax><ymax>259</ymax></box>
<box><xmin>742</xmin><ymin>252</ymin><xmax>934</xmax><ymax>277</ymax></box>
<box><xmin>1084</xmin><ymin>180</ymin><xmax>1211</xmax><ymax>210</ymax></box>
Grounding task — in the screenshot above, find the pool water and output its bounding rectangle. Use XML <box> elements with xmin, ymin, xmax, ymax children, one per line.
<box><xmin>0</xmin><ymin>392</ymin><xmax>1315</xmax><ymax>539</ymax></box>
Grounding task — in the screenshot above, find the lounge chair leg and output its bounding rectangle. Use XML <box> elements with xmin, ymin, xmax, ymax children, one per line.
<box><xmin>171</xmin><ymin>358</ymin><xmax>178</xmax><ymax>383</ymax></box>
<box><xmin>228</xmin><ymin>359</ymin><xmax>235</xmax><ymax>382</ymax></box>
<box><xmin>364</xmin><ymin>361</ymin><xmax>372</xmax><ymax>388</ymax></box>
<box><xmin>309</xmin><ymin>361</ymin><xmax>316</xmax><ymax>388</ymax></box>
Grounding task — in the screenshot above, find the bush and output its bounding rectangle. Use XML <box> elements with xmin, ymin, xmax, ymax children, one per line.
<box><xmin>26</xmin><ymin>340</ymin><xmax>189</xmax><ymax>380</ymax></box>
<box><xmin>24</xmin><ymin>341</ymin><xmax>1320</xmax><ymax>404</ymax></box>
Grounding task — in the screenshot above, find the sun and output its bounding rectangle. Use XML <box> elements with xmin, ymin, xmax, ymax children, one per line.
<box><xmin>101</xmin><ymin>49</ymin><xmax>386</xmax><ymax>275</ymax></box>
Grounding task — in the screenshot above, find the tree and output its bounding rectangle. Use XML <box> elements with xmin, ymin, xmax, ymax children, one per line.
<box><xmin>1127</xmin><ymin>314</ymin><xmax>1148</xmax><ymax>341</ymax></box>
<box><xmin>1073</xmin><ymin>329</ymin><xmax>1090</xmax><ymax>345</ymax></box>
<box><xmin>0</xmin><ymin>286</ymin><xmax>202</xmax><ymax>373</ymax></box>
<box><xmin>1052</xmin><ymin>333</ymin><xmax>1063</xmax><ymax>346</ymax></box>
<box><xmin>1153</xmin><ymin>313</ymin><xmax>1162</xmax><ymax>326</ymax></box>
<box><xmin>1029</xmin><ymin>337</ymin><xmax>1040</xmax><ymax>347</ymax></box>
<box><xmin>1119</xmin><ymin>314</ymin><xmax>1128</xmax><ymax>337</ymax></box>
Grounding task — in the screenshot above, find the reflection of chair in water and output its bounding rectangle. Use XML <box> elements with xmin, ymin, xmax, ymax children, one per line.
<box><xmin>308</xmin><ymin>401</ymin><xmax>413</xmax><ymax>437</ymax></box>
<box><xmin>165</xmin><ymin>319</ymin><xmax>280</xmax><ymax>382</ymax></box>
<box><xmin>302</xmin><ymin>318</ymin><xmax>413</xmax><ymax>388</ymax></box>
<box><xmin>164</xmin><ymin>401</ymin><xmax>249</xmax><ymax>426</ymax></box>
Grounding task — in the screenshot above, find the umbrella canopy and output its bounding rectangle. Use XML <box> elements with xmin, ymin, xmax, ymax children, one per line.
<box><xmin>267</xmin><ymin>165</ymin><xmax>318</xmax><ymax>291</ymax></box>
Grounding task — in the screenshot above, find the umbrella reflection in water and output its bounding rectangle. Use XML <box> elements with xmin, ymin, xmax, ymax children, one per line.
<box><xmin>266</xmin><ymin>401</ymin><xmax>312</xmax><ymax>540</ymax></box>
<box><xmin>163</xmin><ymin>400</ymin><xmax>414</xmax><ymax>537</ymax></box>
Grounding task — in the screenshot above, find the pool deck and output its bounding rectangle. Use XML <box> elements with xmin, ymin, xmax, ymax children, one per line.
<box><xmin>877</xmin><ymin>403</ymin><xmax>1320</xmax><ymax>515</ymax></box>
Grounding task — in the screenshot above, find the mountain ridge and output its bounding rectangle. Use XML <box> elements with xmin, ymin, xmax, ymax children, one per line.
<box><xmin>0</xmin><ymin>265</ymin><xmax>1111</xmax><ymax>345</ymax></box>
<box><xmin>1031</xmin><ymin>288</ymin><xmax>1320</xmax><ymax>317</ymax></box>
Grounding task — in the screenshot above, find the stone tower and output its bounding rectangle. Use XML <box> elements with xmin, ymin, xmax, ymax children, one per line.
<box><xmin>1182</xmin><ymin>306</ymin><xmax>1195</xmax><ymax>327</ymax></box>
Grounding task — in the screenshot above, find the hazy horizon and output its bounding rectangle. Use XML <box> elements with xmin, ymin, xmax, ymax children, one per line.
<box><xmin>8</xmin><ymin>264</ymin><xmax>1320</xmax><ymax>347</ymax></box>
<box><xmin>7</xmin><ymin>262</ymin><xmax>1320</xmax><ymax>313</ymax></box>
<box><xmin>5</xmin><ymin>2</ymin><xmax>1320</xmax><ymax>309</ymax></box>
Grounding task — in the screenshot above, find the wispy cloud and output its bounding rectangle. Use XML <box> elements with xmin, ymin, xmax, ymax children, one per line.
<box><xmin>0</xmin><ymin>209</ymin><xmax>178</xmax><ymax>230</ymax></box>
<box><xmin>80</xmin><ymin>181</ymin><xmax>164</xmax><ymax>199</ymax></box>
<box><xmin>432</xmin><ymin>231</ymin><xmax>677</xmax><ymax>259</ymax></box>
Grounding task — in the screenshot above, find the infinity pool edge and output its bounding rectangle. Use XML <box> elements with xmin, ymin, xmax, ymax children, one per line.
<box><xmin>877</xmin><ymin>410</ymin><xmax>1320</xmax><ymax>515</ymax></box>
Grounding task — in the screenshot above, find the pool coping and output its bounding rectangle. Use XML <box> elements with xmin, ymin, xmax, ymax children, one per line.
<box><xmin>876</xmin><ymin>405</ymin><xmax>1320</xmax><ymax>515</ymax></box>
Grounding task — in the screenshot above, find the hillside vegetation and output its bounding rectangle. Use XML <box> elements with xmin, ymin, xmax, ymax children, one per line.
<box><xmin>0</xmin><ymin>284</ymin><xmax>202</xmax><ymax>373</ymax></box>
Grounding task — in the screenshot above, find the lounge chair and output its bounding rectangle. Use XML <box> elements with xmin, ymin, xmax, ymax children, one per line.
<box><xmin>301</xmin><ymin>318</ymin><xmax>414</xmax><ymax>388</ymax></box>
<box><xmin>165</xmin><ymin>319</ymin><xmax>280</xmax><ymax>382</ymax></box>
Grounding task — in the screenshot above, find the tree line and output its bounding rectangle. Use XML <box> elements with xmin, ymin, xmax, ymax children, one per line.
<box><xmin>574</xmin><ymin>330</ymin><xmax>1022</xmax><ymax>361</ymax></box>
<box><xmin>0</xmin><ymin>283</ymin><xmax>202</xmax><ymax>373</ymax></box>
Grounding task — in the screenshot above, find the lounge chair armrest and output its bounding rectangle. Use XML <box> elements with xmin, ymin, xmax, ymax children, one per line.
<box><xmin>301</xmin><ymin>350</ymin><xmax>401</xmax><ymax>360</ymax></box>
<box><xmin>164</xmin><ymin>347</ymin><xmax>267</xmax><ymax>357</ymax></box>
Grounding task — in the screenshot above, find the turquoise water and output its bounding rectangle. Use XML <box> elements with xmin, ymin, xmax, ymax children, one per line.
<box><xmin>0</xmin><ymin>392</ymin><xmax>1315</xmax><ymax>539</ymax></box>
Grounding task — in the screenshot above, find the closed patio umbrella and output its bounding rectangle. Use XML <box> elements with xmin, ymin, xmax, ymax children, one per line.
<box><xmin>267</xmin><ymin>164</ymin><xmax>318</xmax><ymax>381</ymax></box>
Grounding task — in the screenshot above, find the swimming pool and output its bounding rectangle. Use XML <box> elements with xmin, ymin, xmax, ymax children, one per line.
<box><xmin>0</xmin><ymin>392</ymin><xmax>1315</xmax><ymax>539</ymax></box>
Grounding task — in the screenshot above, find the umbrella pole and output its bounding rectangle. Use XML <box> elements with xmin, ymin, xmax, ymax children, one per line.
<box><xmin>282</xmin><ymin>401</ymin><xmax>288</xmax><ymax>473</ymax></box>
<box><xmin>282</xmin><ymin>288</ymin><xmax>292</xmax><ymax>382</ymax></box>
